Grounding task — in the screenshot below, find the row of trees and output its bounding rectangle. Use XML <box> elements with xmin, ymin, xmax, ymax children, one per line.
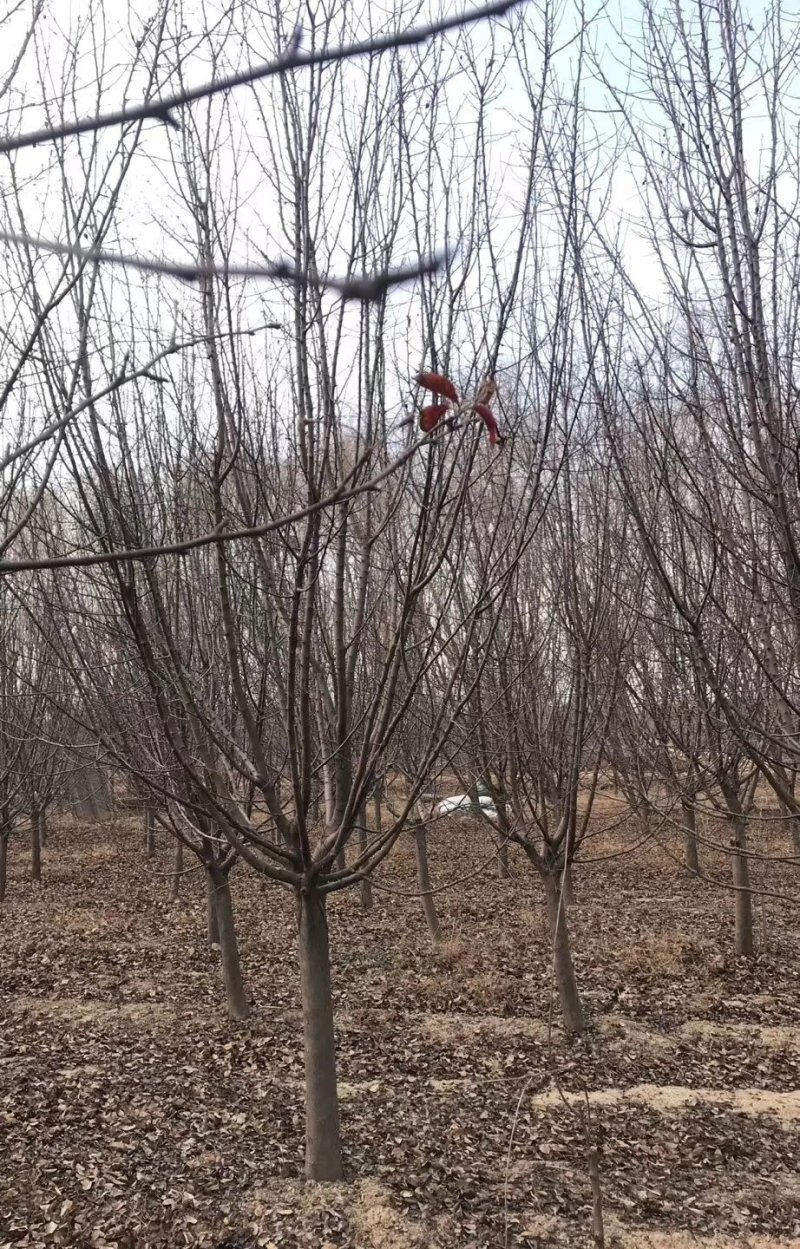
<box><xmin>1</xmin><ymin>0</ymin><xmax>797</xmax><ymax>1182</ymax></box>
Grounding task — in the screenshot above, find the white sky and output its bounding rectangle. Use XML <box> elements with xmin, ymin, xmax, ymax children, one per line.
<box><xmin>0</xmin><ymin>0</ymin><xmax>789</xmax><ymax>435</ymax></box>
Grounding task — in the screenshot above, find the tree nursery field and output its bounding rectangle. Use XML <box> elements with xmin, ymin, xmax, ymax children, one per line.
<box><xmin>4</xmin><ymin>2</ymin><xmax>800</xmax><ymax>1247</ymax></box>
<box><xmin>1</xmin><ymin>809</ymin><xmax>797</xmax><ymax>1249</ymax></box>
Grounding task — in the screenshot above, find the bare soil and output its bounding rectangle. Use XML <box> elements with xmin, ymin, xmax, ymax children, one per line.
<box><xmin>0</xmin><ymin>813</ymin><xmax>798</xmax><ymax>1248</ymax></box>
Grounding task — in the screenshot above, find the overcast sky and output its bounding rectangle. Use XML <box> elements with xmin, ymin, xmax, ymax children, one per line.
<box><xmin>0</xmin><ymin>0</ymin><xmax>785</xmax><ymax>429</ymax></box>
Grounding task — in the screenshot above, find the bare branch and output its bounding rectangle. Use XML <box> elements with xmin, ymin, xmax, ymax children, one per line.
<box><xmin>0</xmin><ymin>229</ymin><xmax>447</xmax><ymax>300</ymax></box>
<box><xmin>0</xmin><ymin>432</ymin><xmax>432</xmax><ymax>574</ymax></box>
<box><xmin>0</xmin><ymin>323</ymin><xmax>281</xmax><ymax>477</ymax></box>
<box><xmin>0</xmin><ymin>0</ymin><xmax>526</xmax><ymax>155</ymax></box>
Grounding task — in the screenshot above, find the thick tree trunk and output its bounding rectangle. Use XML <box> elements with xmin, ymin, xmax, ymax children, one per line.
<box><xmin>681</xmin><ymin>799</ymin><xmax>700</xmax><ymax>873</ymax></box>
<box><xmin>145</xmin><ymin>807</ymin><xmax>156</xmax><ymax>858</ymax></box>
<box><xmin>39</xmin><ymin>806</ymin><xmax>48</xmax><ymax>848</ymax></box>
<box><xmin>730</xmin><ymin>815</ymin><xmax>754</xmax><ymax>957</ymax></box>
<box><xmin>30</xmin><ymin>808</ymin><xmax>42</xmax><ymax>882</ymax></box>
<box><xmin>414</xmin><ymin>823</ymin><xmax>441</xmax><ymax>945</ymax></box>
<box><xmin>542</xmin><ymin>869</ymin><xmax>585</xmax><ymax>1035</ymax></box>
<box><xmin>170</xmin><ymin>838</ymin><xmax>183</xmax><ymax>901</ymax></box>
<box><xmin>209</xmin><ymin>868</ymin><xmax>249</xmax><ymax>1021</ymax></box>
<box><xmin>297</xmin><ymin>888</ymin><xmax>342</xmax><ymax>1181</ymax></box>
<box><xmin>206</xmin><ymin>869</ymin><xmax>220</xmax><ymax>944</ymax></box>
<box><xmin>0</xmin><ymin>835</ymin><xmax>7</xmax><ymax>903</ymax></box>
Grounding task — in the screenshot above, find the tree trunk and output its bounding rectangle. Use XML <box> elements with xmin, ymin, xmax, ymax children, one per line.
<box><xmin>542</xmin><ymin>869</ymin><xmax>584</xmax><ymax>1035</ymax></box>
<box><xmin>0</xmin><ymin>835</ymin><xmax>7</xmax><ymax>903</ymax></box>
<box><xmin>779</xmin><ymin>800</ymin><xmax>800</xmax><ymax>861</ymax></box>
<box><xmin>323</xmin><ymin>766</ymin><xmax>335</xmax><ymax>827</ymax></box>
<box><xmin>206</xmin><ymin>868</ymin><xmax>220</xmax><ymax>944</ymax></box>
<box><xmin>297</xmin><ymin>888</ymin><xmax>342</xmax><ymax>1181</ymax></box>
<box><xmin>495</xmin><ymin>804</ymin><xmax>511</xmax><ymax>879</ymax></box>
<box><xmin>145</xmin><ymin>807</ymin><xmax>156</xmax><ymax>858</ymax></box>
<box><xmin>39</xmin><ymin>806</ymin><xmax>48</xmax><ymax>848</ymax></box>
<box><xmin>730</xmin><ymin>814</ymin><xmax>754</xmax><ymax>957</ymax></box>
<box><xmin>681</xmin><ymin>798</ymin><xmax>700</xmax><ymax>873</ymax></box>
<box><xmin>209</xmin><ymin>868</ymin><xmax>250</xmax><ymax>1021</ymax></box>
<box><xmin>30</xmin><ymin>808</ymin><xmax>42</xmax><ymax>882</ymax></box>
<box><xmin>357</xmin><ymin>824</ymin><xmax>372</xmax><ymax>910</ymax></box>
<box><xmin>414</xmin><ymin>822</ymin><xmax>441</xmax><ymax>945</ymax></box>
<box><xmin>562</xmin><ymin>863</ymin><xmax>575</xmax><ymax>908</ymax></box>
<box><xmin>170</xmin><ymin>838</ymin><xmax>183</xmax><ymax>901</ymax></box>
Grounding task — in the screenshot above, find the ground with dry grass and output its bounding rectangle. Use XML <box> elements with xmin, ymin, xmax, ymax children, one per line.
<box><xmin>0</xmin><ymin>809</ymin><xmax>798</xmax><ymax>1248</ymax></box>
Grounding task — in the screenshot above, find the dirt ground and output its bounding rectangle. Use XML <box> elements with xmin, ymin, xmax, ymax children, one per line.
<box><xmin>0</xmin><ymin>810</ymin><xmax>798</xmax><ymax>1248</ymax></box>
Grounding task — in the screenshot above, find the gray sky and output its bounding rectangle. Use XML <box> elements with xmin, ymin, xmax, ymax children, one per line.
<box><xmin>0</xmin><ymin>0</ymin><xmax>786</xmax><ymax>425</ymax></box>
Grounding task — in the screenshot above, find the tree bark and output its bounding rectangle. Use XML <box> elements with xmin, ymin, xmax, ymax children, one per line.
<box><xmin>779</xmin><ymin>800</ymin><xmax>800</xmax><ymax>861</ymax></box>
<box><xmin>495</xmin><ymin>803</ymin><xmax>511</xmax><ymax>879</ymax></box>
<box><xmin>357</xmin><ymin>824</ymin><xmax>372</xmax><ymax>910</ymax></box>
<box><xmin>297</xmin><ymin>888</ymin><xmax>343</xmax><ymax>1181</ymax></box>
<box><xmin>323</xmin><ymin>765</ymin><xmax>335</xmax><ymax>827</ymax></box>
<box><xmin>681</xmin><ymin>798</ymin><xmax>700</xmax><ymax>873</ymax></box>
<box><xmin>170</xmin><ymin>838</ymin><xmax>183</xmax><ymax>901</ymax></box>
<box><xmin>209</xmin><ymin>868</ymin><xmax>250</xmax><ymax>1020</ymax></box>
<box><xmin>0</xmin><ymin>835</ymin><xmax>7</xmax><ymax>903</ymax></box>
<box><xmin>414</xmin><ymin>822</ymin><xmax>441</xmax><ymax>945</ymax></box>
<box><xmin>39</xmin><ymin>806</ymin><xmax>48</xmax><ymax>848</ymax></box>
<box><xmin>30</xmin><ymin>808</ymin><xmax>42</xmax><ymax>882</ymax></box>
<box><xmin>730</xmin><ymin>814</ymin><xmax>754</xmax><ymax>957</ymax></box>
<box><xmin>206</xmin><ymin>868</ymin><xmax>220</xmax><ymax>944</ymax></box>
<box><xmin>542</xmin><ymin>869</ymin><xmax>585</xmax><ymax>1035</ymax></box>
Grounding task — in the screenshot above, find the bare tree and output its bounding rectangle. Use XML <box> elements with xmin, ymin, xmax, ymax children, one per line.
<box><xmin>8</xmin><ymin>0</ymin><xmax>554</xmax><ymax>1181</ymax></box>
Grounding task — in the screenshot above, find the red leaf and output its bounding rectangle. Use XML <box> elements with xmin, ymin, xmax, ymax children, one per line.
<box><xmin>416</xmin><ymin>371</ymin><xmax>460</xmax><ymax>404</ymax></box>
<box><xmin>419</xmin><ymin>403</ymin><xmax>450</xmax><ymax>432</ymax></box>
<box><xmin>473</xmin><ymin>403</ymin><xmax>506</xmax><ymax>447</ymax></box>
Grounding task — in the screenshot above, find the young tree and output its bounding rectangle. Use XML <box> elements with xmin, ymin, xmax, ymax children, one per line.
<box><xmin>11</xmin><ymin>0</ymin><xmax>555</xmax><ymax>1180</ymax></box>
